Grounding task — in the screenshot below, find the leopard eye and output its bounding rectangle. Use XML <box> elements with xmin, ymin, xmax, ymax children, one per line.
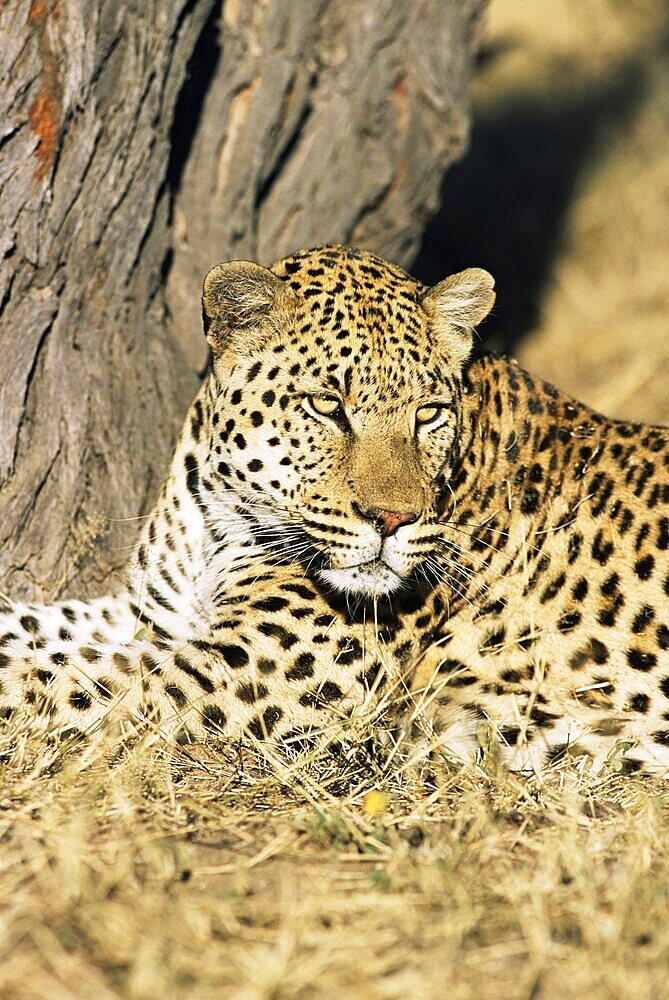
<box><xmin>416</xmin><ymin>404</ymin><xmax>442</xmax><ymax>426</ymax></box>
<box><xmin>306</xmin><ymin>395</ymin><xmax>342</xmax><ymax>418</ymax></box>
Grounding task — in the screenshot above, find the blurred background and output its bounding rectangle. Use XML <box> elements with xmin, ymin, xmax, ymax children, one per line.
<box><xmin>417</xmin><ymin>0</ymin><xmax>669</xmax><ymax>423</ymax></box>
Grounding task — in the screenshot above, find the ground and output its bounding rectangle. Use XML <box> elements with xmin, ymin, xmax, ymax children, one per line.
<box><xmin>2</xmin><ymin>1</ymin><xmax>669</xmax><ymax>997</ymax></box>
<box><xmin>2</xmin><ymin>727</ymin><xmax>668</xmax><ymax>999</ymax></box>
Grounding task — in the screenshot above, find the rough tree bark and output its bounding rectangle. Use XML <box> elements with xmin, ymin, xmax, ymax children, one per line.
<box><xmin>0</xmin><ymin>0</ymin><xmax>483</xmax><ymax>602</ymax></box>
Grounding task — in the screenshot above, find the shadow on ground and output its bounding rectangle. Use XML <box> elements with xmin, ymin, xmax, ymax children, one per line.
<box><xmin>412</xmin><ymin>32</ymin><xmax>666</xmax><ymax>353</ymax></box>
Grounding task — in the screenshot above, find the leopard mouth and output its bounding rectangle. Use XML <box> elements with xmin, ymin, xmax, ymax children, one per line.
<box><xmin>243</xmin><ymin>512</ymin><xmax>413</xmax><ymax>596</ymax></box>
<box><xmin>317</xmin><ymin>558</ymin><xmax>405</xmax><ymax>597</ymax></box>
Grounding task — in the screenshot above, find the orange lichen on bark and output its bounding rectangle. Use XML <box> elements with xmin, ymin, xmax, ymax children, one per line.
<box><xmin>27</xmin><ymin>0</ymin><xmax>62</xmax><ymax>180</ymax></box>
<box><xmin>391</xmin><ymin>74</ymin><xmax>409</xmax><ymax>138</ymax></box>
<box><xmin>28</xmin><ymin>0</ymin><xmax>59</xmax><ymax>23</ymax></box>
<box><xmin>28</xmin><ymin>0</ymin><xmax>48</xmax><ymax>23</ymax></box>
<box><xmin>29</xmin><ymin>90</ymin><xmax>60</xmax><ymax>179</ymax></box>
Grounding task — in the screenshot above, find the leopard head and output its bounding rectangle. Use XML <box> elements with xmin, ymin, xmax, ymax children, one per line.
<box><xmin>201</xmin><ymin>245</ymin><xmax>494</xmax><ymax>597</ymax></box>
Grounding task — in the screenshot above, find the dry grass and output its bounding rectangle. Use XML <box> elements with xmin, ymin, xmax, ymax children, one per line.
<box><xmin>4</xmin><ymin>2</ymin><xmax>669</xmax><ymax>997</ymax></box>
<box><xmin>2</xmin><ymin>712</ymin><xmax>669</xmax><ymax>1000</ymax></box>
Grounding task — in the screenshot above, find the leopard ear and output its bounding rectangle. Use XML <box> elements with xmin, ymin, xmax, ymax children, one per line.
<box><xmin>202</xmin><ymin>260</ymin><xmax>294</xmax><ymax>354</ymax></box>
<box><xmin>422</xmin><ymin>268</ymin><xmax>495</xmax><ymax>365</ymax></box>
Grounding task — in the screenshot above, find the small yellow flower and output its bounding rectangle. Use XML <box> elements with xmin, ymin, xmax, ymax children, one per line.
<box><xmin>362</xmin><ymin>789</ymin><xmax>389</xmax><ymax>818</ymax></box>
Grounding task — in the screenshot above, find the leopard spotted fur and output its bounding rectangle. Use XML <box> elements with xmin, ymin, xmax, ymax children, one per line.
<box><xmin>0</xmin><ymin>246</ymin><xmax>667</xmax><ymax>774</ymax></box>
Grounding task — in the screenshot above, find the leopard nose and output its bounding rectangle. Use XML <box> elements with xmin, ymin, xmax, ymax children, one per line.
<box><xmin>353</xmin><ymin>504</ymin><xmax>420</xmax><ymax>537</ymax></box>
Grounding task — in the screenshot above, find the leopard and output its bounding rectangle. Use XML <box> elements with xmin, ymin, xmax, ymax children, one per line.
<box><xmin>0</xmin><ymin>244</ymin><xmax>667</xmax><ymax>776</ymax></box>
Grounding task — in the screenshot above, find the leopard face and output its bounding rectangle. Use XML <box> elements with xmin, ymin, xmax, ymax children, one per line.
<box><xmin>201</xmin><ymin>245</ymin><xmax>494</xmax><ymax>597</ymax></box>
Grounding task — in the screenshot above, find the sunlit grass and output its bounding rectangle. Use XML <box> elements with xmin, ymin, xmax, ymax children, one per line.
<box><xmin>1</xmin><ymin>710</ymin><xmax>668</xmax><ymax>999</ymax></box>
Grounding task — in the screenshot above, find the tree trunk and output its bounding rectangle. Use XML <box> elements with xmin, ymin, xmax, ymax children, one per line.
<box><xmin>0</xmin><ymin>0</ymin><xmax>483</xmax><ymax>602</ymax></box>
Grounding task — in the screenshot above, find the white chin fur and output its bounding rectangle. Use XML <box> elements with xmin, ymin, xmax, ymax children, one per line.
<box><xmin>318</xmin><ymin>561</ymin><xmax>405</xmax><ymax>597</ymax></box>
